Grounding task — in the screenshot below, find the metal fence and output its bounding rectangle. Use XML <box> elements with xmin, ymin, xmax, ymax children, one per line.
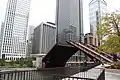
<box><xmin>0</xmin><ymin>71</ymin><xmax>97</xmax><ymax>80</ymax></box>
<box><xmin>53</xmin><ymin>75</ymin><xmax>95</xmax><ymax>80</ymax></box>
<box><xmin>53</xmin><ymin>68</ymin><xmax>105</xmax><ymax>80</ymax></box>
<box><xmin>0</xmin><ymin>63</ymin><xmax>104</xmax><ymax>80</ymax></box>
<box><xmin>0</xmin><ymin>70</ymin><xmax>54</xmax><ymax>80</ymax></box>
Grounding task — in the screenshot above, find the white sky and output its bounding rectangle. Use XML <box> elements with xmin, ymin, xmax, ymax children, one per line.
<box><xmin>0</xmin><ymin>0</ymin><xmax>120</xmax><ymax>34</ymax></box>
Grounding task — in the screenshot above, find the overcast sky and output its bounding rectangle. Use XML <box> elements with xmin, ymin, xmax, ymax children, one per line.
<box><xmin>0</xmin><ymin>0</ymin><xmax>120</xmax><ymax>34</ymax></box>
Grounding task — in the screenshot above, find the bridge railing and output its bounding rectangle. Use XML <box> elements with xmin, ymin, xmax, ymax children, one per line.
<box><xmin>0</xmin><ymin>69</ymin><xmax>105</xmax><ymax>80</ymax></box>
<box><xmin>53</xmin><ymin>75</ymin><xmax>95</xmax><ymax>80</ymax></box>
<box><xmin>0</xmin><ymin>70</ymin><xmax>37</xmax><ymax>80</ymax></box>
<box><xmin>0</xmin><ymin>63</ymin><xmax>104</xmax><ymax>80</ymax></box>
<box><xmin>53</xmin><ymin>68</ymin><xmax>105</xmax><ymax>80</ymax></box>
<box><xmin>67</xmin><ymin>40</ymin><xmax>113</xmax><ymax>63</ymax></box>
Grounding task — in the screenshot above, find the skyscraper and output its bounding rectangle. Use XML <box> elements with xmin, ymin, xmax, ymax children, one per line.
<box><xmin>26</xmin><ymin>25</ymin><xmax>35</xmax><ymax>56</ymax></box>
<box><xmin>32</xmin><ymin>22</ymin><xmax>56</xmax><ymax>68</ymax></box>
<box><xmin>32</xmin><ymin>22</ymin><xmax>56</xmax><ymax>56</ymax></box>
<box><xmin>28</xmin><ymin>25</ymin><xmax>36</xmax><ymax>41</ymax></box>
<box><xmin>89</xmin><ymin>0</ymin><xmax>107</xmax><ymax>35</ymax></box>
<box><xmin>0</xmin><ymin>23</ymin><xmax>4</xmax><ymax>56</ymax></box>
<box><xmin>0</xmin><ymin>0</ymin><xmax>31</xmax><ymax>60</ymax></box>
<box><xmin>56</xmin><ymin>0</ymin><xmax>84</xmax><ymax>62</ymax></box>
<box><xmin>56</xmin><ymin>0</ymin><xmax>84</xmax><ymax>45</ymax></box>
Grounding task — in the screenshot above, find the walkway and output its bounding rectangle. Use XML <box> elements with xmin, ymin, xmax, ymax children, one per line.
<box><xmin>95</xmin><ymin>65</ymin><xmax>120</xmax><ymax>80</ymax></box>
<box><xmin>72</xmin><ymin>68</ymin><xmax>104</xmax><ymax>79</ymax></box>
<box><xmin>105</xmin><ymin>69</ymin><xmax>120</xmax><ymax>80</ymax></box>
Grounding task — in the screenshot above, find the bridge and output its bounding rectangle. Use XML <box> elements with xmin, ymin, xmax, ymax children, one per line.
<box><xmin>42</xmin><ymin>40</ymin><xmax>114</xmax><ymax>68</ymax></box>
<box><xmin>1</xmin><ymin>40</ymin><xmax>118</xmax><ymax>80</ymax></box>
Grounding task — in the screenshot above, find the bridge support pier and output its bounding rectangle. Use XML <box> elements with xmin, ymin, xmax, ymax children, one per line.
<box><xmin>36</xmin><ymin>56</ymin><xmax>45</xmax><ymax>68</ymax></box>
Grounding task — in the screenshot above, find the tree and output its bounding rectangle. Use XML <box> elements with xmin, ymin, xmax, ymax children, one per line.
<box><xmin>26</xmin><ymin>61</ymin><xmax>33</xmax><ymax>67</ymax></box>
<box><xmin>97</xmin><ymin>11</ymin><xmax>120</xmax><ymax>61</ymax></box>
<box><xmin>0</xmin><ymin>59</ymin><xmax>5</xmax><ymax>66</ymax></box>
<box><xmin>9</xmin><ymin>60</ymin><xmax>15</xmax><ymax>66</ymax></box>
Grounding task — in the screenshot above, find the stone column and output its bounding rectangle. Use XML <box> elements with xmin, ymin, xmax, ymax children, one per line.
<box><xmin>36</xmin><ymin>56</ymin><xmax>44</xmax><ymax>68</ymax></box>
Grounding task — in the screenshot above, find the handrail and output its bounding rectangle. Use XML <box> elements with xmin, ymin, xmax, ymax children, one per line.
<box><xmin>66</xmin><ymin>41</ymin><xmax>103</xmax><ymax>62</ymax></box>
<box><xmin>77</xmin><ymin>42</ymin><xmax>113</xmax><ymax>62</ymax></box>
<box><xmin>77</xmin><ymin>41</ymin><xmax>113</xmax><ymax>62</ymax></box>
<box><xmin>76</xmin><ymin>43</ymin><xmax>111</xmax><ymax>62</ymax></box>
<box><xmin>75</xmin><ymin>41</ymin><xmax>112</xmax><ymax>62</ymax></box>
<box><xmin>88</xmin><ymin>44</ymin><xmax>120</xmax><ymax>61</ymax></box>
<box><xmin>67</xmin><ymin>40</ymin><xmax>113</xmax><ymax>63</ymax></box>
<box><xmin>87</xmin><ymin>44</ymin><xmax>113</xmax><ymax>59</ymax></box>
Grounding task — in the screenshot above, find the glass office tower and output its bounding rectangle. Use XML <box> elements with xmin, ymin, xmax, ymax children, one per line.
<box><xmin>56</xmin><ymin>0</ymin><xmax>84</xmax><ymax>45</ymax></box>
<box><xmin>89</xmin><ymin>0</ymin><xmax>107</xmax><ymax>35</ymax></box>
<box><xmin>56</xmin><ymin>0</ymin><xmax>84</xmax><ymax>62</ymax></box>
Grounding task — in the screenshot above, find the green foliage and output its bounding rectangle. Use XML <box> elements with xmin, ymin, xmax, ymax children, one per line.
<box><xmin>9</xmin><ymin>60</ymin><xmax>15</xmax><ymax>66</ymax></box>
<box><xmin>99</xmin><ymin>35</ymin><xmax>120</xmax><ymax>53</ymax></box>
<box><xmin>13</xmin><ymin>64</ymin><xmax>20</xmax><ymax>68</ymax></box>
<box><xmin>97</xmin><ymin>11</ymin><xmax>120</xmax><ymax>54</ymax></box>
<box><xmin>0</xmin><ymin>59</ymin><xmax>5</xmax><ymax>66</ymax></box>
<box><xmin>26</xmin><ymin>61</ymin><xmax>33</xmax><ymax>67</ymax></box>
<box><xmin>0</xmin><ymin>57</ymin><xmax>34</xmax><ymax>68</ymax></box>
<box><xmin>19</xmin><ymin>60</ymin><xmax>25</xmax><ymax>67</ymax></box>
<box><xmin>15</xmin><ymin>60</ymin><xmax>20</xmax><ymax>64</ymax></box>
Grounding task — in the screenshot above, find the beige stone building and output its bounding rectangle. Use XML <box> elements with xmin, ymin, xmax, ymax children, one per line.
<box><xmin>84</xmin><ymin>33</ymin><xmax>98</xmax><ymax>46</ymax></box>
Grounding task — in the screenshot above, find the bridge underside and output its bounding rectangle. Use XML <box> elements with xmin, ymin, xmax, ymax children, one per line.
<box><xmin>42</xmin><ymin>44</ymin><xmax>79</xmax><ymax>68</ymax></box>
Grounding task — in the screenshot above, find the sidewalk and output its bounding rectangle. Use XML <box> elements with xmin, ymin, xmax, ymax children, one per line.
<box><xmin>105</xmin><ymin>69</ymin><xmax>120</xmax><ymax>80</ymax></box>
<box><xmin>72</xmin><ymin>68</ymin><xmax>104</xmax><ymax>79</ymax></box>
